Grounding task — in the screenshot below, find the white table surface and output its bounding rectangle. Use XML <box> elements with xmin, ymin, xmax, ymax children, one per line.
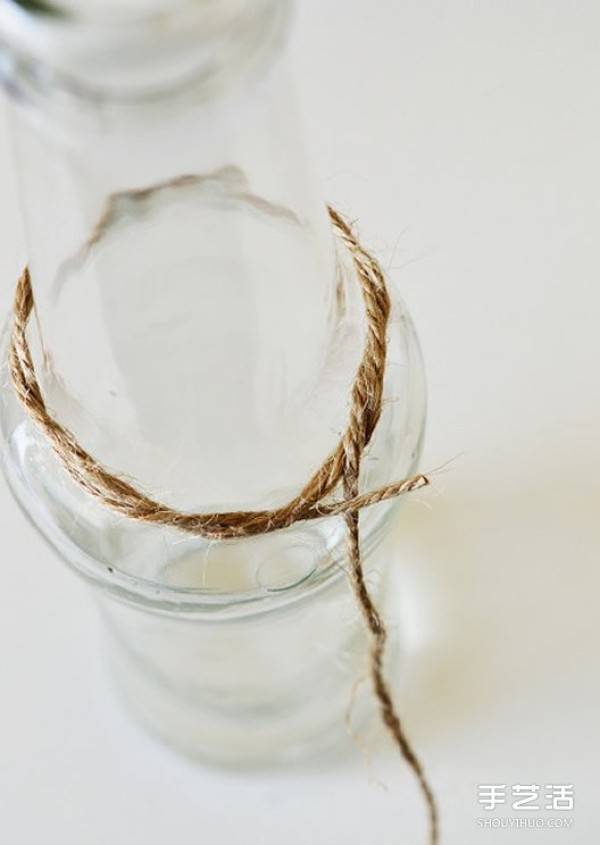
<box><xmin>0</xmin><ymin>2</ymin><xmax>597</xmax><ymax>843</ymax></box>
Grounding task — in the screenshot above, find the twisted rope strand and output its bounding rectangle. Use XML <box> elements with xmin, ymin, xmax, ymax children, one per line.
<box><xmin>8</xmin><ymin>204</ymin><xmax>438</xmax><ymax>844</ymax></box>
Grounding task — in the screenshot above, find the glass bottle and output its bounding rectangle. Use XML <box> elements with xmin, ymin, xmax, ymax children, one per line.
<box><xmin>0</xmin><ymin>0</ymin><xmax>426</xmax><ymax>763</ymax></box>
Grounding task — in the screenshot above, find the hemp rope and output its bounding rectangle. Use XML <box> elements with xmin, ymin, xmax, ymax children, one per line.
<box><xmin>8</xmin><ymin>205</ymin><xmax>438</xmax><ymax>844</ymax></box>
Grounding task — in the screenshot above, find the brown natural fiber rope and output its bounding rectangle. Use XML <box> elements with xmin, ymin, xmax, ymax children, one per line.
<box><xmin>8</xmin><ymin>205</ymin><xmax>438</xmax><ymax>844</ymax></box>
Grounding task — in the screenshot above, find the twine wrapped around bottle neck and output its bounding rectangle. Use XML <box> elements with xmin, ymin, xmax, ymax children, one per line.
<box><xmin>8</xmin><ymin>205</ymin><xmax>438</xmax><ymax>844</ymax></box>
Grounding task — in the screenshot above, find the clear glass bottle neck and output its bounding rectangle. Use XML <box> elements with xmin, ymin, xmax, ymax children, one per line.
<box><xmin>1</xmin><ymin>0</ymin><xmax>349</xmax><ymax>511</ymax></box>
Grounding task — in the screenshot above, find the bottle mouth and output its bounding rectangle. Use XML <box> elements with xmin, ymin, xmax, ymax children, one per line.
<box><xmin>10</xmin><ymin>0</ymin><xmax>247</xmax><ymax>24</ymax></box>
<box><xmin>0</xmin><ymin>0</ymin><xmax>290</xmax><ymax>106</ymax></box>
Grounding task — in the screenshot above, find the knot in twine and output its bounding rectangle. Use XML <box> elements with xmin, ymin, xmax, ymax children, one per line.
<box><xmin>8</xmin><ymin>205</ymin><xmax>438</xmax><ymax>844</ymax></box>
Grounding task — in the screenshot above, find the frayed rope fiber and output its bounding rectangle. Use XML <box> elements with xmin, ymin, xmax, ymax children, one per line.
<box><xmin>9</xmin><ymin>204</ymin><xmax>438</xmax><ymax>844</ymax></box>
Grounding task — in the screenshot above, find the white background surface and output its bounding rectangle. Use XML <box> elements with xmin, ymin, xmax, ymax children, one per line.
<box><xmin>0</xmin><ymin>2</ymin><xmax>598</xmax><ymax>842</ymax></box>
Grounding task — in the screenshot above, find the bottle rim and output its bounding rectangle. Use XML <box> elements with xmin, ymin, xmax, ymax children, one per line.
<box><xmin>0</xmin><ymin>0</ymin><xmax>290</xmax><ymax>108</ymax></box>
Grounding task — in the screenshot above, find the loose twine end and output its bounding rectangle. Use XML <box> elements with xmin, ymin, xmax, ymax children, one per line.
<box><xmin>8</xmin><ymin>202</ymin><xmax>439</xmax><ymax>844</ymax></box>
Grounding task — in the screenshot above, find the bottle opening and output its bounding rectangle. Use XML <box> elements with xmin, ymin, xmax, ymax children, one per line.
<box><xmin>0</xmin><ymin>0</ymin><xmax>289</xmax><ymax>104</ymax></box>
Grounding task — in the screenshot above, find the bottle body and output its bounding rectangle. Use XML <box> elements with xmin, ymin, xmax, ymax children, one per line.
<box><xmin>97</xmin><ymin>534</ymin><xmax>392</xmax><ymax>764</ymax></box>
<box><xmin>0</xmin><ymin>0</ymin><xmax>426</xmax><ymax>761</ymax></box>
